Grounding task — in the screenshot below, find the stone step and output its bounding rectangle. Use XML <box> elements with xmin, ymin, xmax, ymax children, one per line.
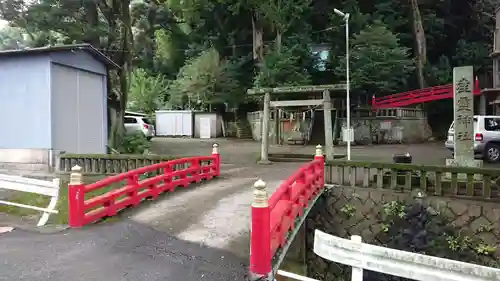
<box><xmin>236</xmin><ymin>124</ymin><xmax>253</xmax><ymax>139</ymax></box>
<box><xmin>236</xmin><ymin>133</ymin><xmax>253</xmax><ymax>139</ymax></box>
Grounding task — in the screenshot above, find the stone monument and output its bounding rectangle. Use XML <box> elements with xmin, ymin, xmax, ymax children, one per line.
<box><xmin>445</xmin><ymin>66</ymin><xmax>483</xmax><ymax>176</ymax></box>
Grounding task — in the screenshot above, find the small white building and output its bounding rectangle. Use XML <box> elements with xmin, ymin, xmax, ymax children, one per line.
<box><xmin>155</xmin><ymin>110</ymin><xmax>223</xmax><ymax>139</ymax></box>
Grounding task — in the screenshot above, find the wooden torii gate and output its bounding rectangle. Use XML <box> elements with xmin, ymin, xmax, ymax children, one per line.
<box><xmin>247</xmin><ymin>84</ymin><xmax>347</xmax><ymax>164</ymax></box>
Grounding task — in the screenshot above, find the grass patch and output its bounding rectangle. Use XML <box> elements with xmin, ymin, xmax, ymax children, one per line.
<box><xmin>0</xmin><ymin>175</ymin><xmax>122</xmax><ymax>225</ymax></box>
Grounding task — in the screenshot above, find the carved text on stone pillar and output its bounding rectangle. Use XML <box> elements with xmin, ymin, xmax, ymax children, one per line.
<box><xmin>452</xmin><ymin>66</ymin><xmax>475</xmax><ymax>162</ymax></box>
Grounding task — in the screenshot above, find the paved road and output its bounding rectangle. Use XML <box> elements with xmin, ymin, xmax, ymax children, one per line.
<box><xmin>150</xmin><ymin>138</ymin><xmax>457</xmax><ymax>165</ymax></box>
<box><xmin>129</xmin><ymin>162</ymin><xmax>299</xmax><ymax>258</ymax></box>
<box><xmin>0</xmin><ymin>222</ymin><xmax>248</xmax><ymax>281</ymax></box>
<box><xmin>0</xmin><ymin>139</ymin><xmax>462</xmax><ymax>281</ymax></box>
<box><xmin>0</xmin><ymin>138</ymin><xmax>302</xmax><ymax>281</ymax></box>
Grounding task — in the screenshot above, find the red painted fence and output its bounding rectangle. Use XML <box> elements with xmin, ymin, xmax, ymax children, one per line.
<box><xmin>372</xmin><ymin>78</ymin><xmax>480</xmax><ymax>109</ymax></box>
<box><xmin>249</xmin><ymin>145</ymin><xmax>325</xmax><ymax>278</ymax></box>
<box><xmin>67</xmin><ymin>144</ymin><xmax>220</xmax><ymax>228</ymax></box>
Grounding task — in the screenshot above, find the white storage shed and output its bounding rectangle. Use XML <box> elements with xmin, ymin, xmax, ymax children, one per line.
<box><xmin>155</xmin><ymin>110</ymin><xmax>222</xmax><ymax>139</ymax></box>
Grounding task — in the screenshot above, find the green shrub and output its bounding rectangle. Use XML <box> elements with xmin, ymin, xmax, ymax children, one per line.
<box><xmin>117</xmin><ymin>132</ymin><xmax>151</xmax><ymax>154</ymax></box>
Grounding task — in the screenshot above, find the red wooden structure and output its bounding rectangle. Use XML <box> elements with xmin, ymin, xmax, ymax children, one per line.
<box><xmin>249</xmin><ymin>145</ymin><xmax>325</xmax><ymax>278</ymax></box>
<box><xmin>67</xmin><ymin>145</ymin><xmax>220</xmax><ymax>227</ymax></box>
<box><xmin>372</xmin><ymin>78</ymin><xmax>480</xmax><ymax>109</ymax></box>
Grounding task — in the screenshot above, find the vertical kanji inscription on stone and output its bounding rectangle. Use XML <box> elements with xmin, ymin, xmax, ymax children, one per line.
<box><xmin>453</xmin><ymin>66</ymin><xmax>474</xmax><ymax>163</ymax></box>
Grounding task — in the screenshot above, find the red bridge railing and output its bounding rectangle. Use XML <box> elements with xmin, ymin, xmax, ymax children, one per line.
<box><xmin>249</xmin><ymin>145</ymin><xmax>325</xmax><ymax>279</ymax></box>
<box><xmin>67</xmin><ymin>144</ymin><xmax>220</xmax><ymax>227</ymax></box>
<box><xmin>372</xmin><ymin>78</ymin><xmax>480</xmax><ymax>109</ymax></box>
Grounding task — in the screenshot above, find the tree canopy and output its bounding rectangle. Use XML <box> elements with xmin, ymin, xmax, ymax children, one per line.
<box><xmin>0</xmin><ymin>0</ymin><xmax>496</xmax><ymax>138</ymax></box>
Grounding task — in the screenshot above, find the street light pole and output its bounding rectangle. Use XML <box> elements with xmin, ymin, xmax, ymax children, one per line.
<box><xmin>334</xmin><ymin>8</ymin><xmax>351</xmax><ymax>160</ymax></box>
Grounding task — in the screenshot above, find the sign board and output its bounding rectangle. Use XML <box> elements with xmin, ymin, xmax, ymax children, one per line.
<box><xmin>392</xmin><ymin>126</ymin><xmax>403</xmax><ymax>142</ymax></box>
<box><xmin>380</xmin><ymin>121</ymin><xmax>392</xmax><ymax>130</ymax></box>
<box><xmin>342</xmin><ymin>128</ymin><xmax>354</xmax><ymax>142</ymax></box>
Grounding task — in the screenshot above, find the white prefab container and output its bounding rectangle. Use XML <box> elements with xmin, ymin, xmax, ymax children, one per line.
<box><xmin>155</xmin><ymin>110</ymin><xmax>193</xmax><ymax>137</ymax></box>
<box><xmin>193</xmin><ymin>112</ymin><xmax>223</xmax><ymax>138</ymax></box>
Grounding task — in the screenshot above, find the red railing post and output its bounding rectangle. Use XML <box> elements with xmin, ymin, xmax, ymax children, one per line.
<box><xmin>474</xmin><ymin>76</ymin><xmax>480</xmax><ymax>94</ymax></box>
<box><xmin>68</xmin><ymin>165</ymin><xmax>85</xmax><ymax>228</ymax></box>
<box><xmin>212</xmin><ymin>143</ymin><xmax>220</xmax><ymax>177</ymax></box>
<box><xmin>249</xmin><ymin>179</ymin><xmax>271</xmax><ymax>279</ymax></box>
<box><xmin>314</xmin><ymin>145</ymin><xmax>325</xmax><ymax>187</ymax></box>
<box><xmin>190</xmin><ymin>157</ymin><xmax>200</xmax><ymax>182</ymax></box>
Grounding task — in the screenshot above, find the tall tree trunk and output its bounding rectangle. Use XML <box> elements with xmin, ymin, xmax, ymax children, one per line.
<box><xmin>230</xmin><ymin>34</ymin><xmax>237</xmax><ymax>56</ymax></box>
<box><xmin>83</xmin><ymin>1</ymin><xmax>100</xmax><ymax>46</ymax></box>
<box><xmin>106</xmin><ymin>0</ymin><xmax>133</xmax><ymax>149</ymax></box>
<box><xmin>409</xmin><ymin>0</ymin><xmax>427</xmax><ymax>89</ymax></box>
<box><xmin>252</xmin><ymin>12</ymin><xmax>264</xmax><ymax>65</ymax></box>
<box><xmin>275</xmin><ymin>30</ymin><xmax>282</xmax><ymax>53</ymax></box>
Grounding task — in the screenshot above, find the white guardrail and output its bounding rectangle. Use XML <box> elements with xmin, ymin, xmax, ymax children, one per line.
<box><xmin>277</xmin><ymin>230</ymin><xmax>500</xmax><ymax>281</ymax></box>
<box><xmin>0</xmin><ymin>174</ymin><xmax>60</xmax><ymax>227</ymax></box>
<box><xmin>312</xmin><ymin>229</ymin><xmax>500</xmax><ymax>281</ymax></box>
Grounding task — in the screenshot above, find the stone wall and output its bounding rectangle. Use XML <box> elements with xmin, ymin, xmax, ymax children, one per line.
<box><xmin>247</xmin><ymin>111</ymin><xmax>312</xmax><ymax>144</ymax></box>
<box><xmin>225</xmin><ymin>121</ymin><xmax>238</xmax><ymax>137</ymax></box>
<box><xmin>246</xmin><ymin>107</ymin><xmax>433</xmax><ymax>145</ymax></box>
<box><xmin>338</xmin><ymin>116</ymin><xmax>432</xmax><ymax>144</ymax></box>
<box><xmin>337</xmin><ymin>107</ymin><xmax>433</xmax><ymax>144</ymax></box>
<box><xmin>303</xmin><ymin>186</ymin><xmax>500</xmax><ymax>280</ymax></box>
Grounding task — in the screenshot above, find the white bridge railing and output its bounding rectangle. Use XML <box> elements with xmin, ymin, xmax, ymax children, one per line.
<box><xmin>0</xmin><ymin>174</ymin><xmax>60</xmax><ymax>227</ymax></box>
<box><xmin>276</xmin><ymin>229</ymin><xmax>500</xmax><ymax>281</ymax></box>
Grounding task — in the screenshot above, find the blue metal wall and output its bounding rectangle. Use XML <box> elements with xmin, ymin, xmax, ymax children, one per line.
<box><xmin>50</xmin><ymin>50</ymin><xmax>107</xmax><ymax>75</ymax></box>
<box><xmin>50</xmin><ymin>50</ymin><xmax>108</xmax><ymax>154</ymax></box>
<box><xmin>0</xmin><ymin>55</ymin><xmax>52</xmax><ymax>149</ymax></box>
<box><xmin>0</xmin><ymin>49</ymin><xmax>108</xmax><ymax>151</ymax></box>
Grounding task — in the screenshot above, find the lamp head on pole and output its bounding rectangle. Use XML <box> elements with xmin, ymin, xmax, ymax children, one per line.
<box><xmin>333</xmin><ymin>8</ymin><xmax>345</xmax><ymax>17</ymax></box>
<box><xmin>334</xmin><ymin>8</ymin><xmax>349</xmax><ymax>20</ymax></box>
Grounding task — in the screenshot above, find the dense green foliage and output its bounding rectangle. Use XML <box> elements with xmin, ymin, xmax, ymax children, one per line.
<box><xmin>0</xmin><ymin>0</ymin><xmax>496</xmax><ymax>137</ymax></box>
<box><xmin>118</xmin><ymin>132</ymin><xmax>152</xmax><ymax>154</ymax></box>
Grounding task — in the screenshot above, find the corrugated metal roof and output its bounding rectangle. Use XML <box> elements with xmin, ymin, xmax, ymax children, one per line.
<box><xmin>0</xmin><ymin>43</ymin><xmax>119</xmax><ymax>68</ymax></box>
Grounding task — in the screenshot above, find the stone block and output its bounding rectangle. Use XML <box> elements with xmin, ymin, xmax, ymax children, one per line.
<box><xmin>451</xmin><ymin>215</ymin><xmax>473</xmax><ymax>229</ymax></box>
<box><xmin>306</xmin><ymin>183</ymin><xmax>500</xmax><ymax>276</ymax></box>
<box><xmin>353</xmin><ymin>189</ymin><xmax>370</xmax><ymax>201</ymax></box>
<box><xmin>470</xmin><ymin>216</ymin><xmax>494</xmax><ymax>233</ymax></box>
<box><xmin>445</xmin><ymin>158</ymin><xmax>483</xmax><ymax>180</ymax></box>
<box><xmin>369</xmin><ymin>190</ymin><xmax>383</xmax><ymax>202</ymax></box>
<box><xmin>484</xmin><ymin>208</ymin><xmax>500</xmax><ymax>223</ymax></box>
<box><xmin>440</xmin><ymin>180</ymin><xmax>485</xmax><ymax>196</ymax></box>
<box><xmin>372</xmin><ymin>173</ymin><xmax>428</xmax><ymax>190</ymax></box>
<box><xmin>447</xmin><ymin>201</ymin><xmax>469</xmax><ymax>216</ymax></box>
